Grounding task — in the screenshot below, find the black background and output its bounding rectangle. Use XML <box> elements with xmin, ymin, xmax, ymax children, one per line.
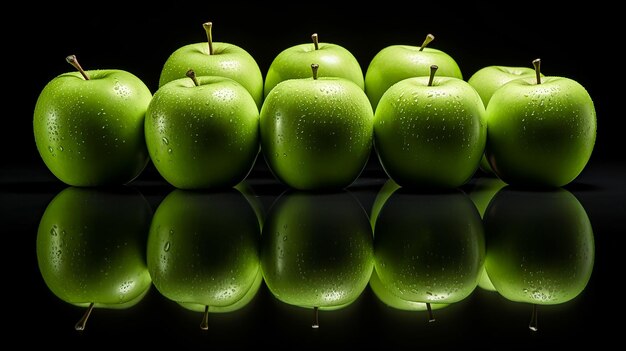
<box><xmin>3</xmin><ymin>4</ymin><xmax>624</xmax><ymax>348</ymax></box>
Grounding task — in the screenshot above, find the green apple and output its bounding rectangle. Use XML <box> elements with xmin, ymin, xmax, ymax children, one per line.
<box><xmin>147</xmin><ymin>188</ymin><xmax>260</xmax><ymax>330</ymax></box>
<box><xmin>484</xmin><ymin>187</ymin><xmax>594</xmax><ymax>331</ymax></box>
<box><xmin>159</xmin><ymin>22</ymin><xmax>263</xmax><ymax>109</ymax></box>
<box><xmin>260</xmin><ymin>64</ymin><xmax>373</xmax><ymax>190</ymax></box>
<box><xmin>36</xmin><ymin>186</ymin><xmax>153</xmax><ymax>330</ymax></box>
<box><xmin>369</xmin><ymin>269</ymin><xmax>448</xmax><ymax>312</ymax></box>
<box><xmin>365</xmin><ymin>34</ymin><xmax>463</xmax><ymax>110</ymax></box>
<box><xmin>264</xmin><ymin>33</ymin><xmax>364</xmax><ymax>97</ymax></box>
<box><xmin>468</xmin><ymin>65</ymin><xmax>542</xmax><ymax>174</ymax></box>
<box><xmin>261</xmin><ymin>191</ymin><xmax>373</xmax><ymax>328</ymax></box>
<box><xmin>33</xmin><ymin>55</ymin><xmax>152</xmax><ymax>186</ymax></box>
<box><xmin>485</xmin><ymin>59</ymin><xmax>597</xmax><ymax>187</ymax></box>
<box><xmin>468</xmin><ymin>66</ymin><xmax>541</xmax><ymax>107</ymax></box>
<box><xmin>374</xmin><ymin>65</ymin><xmax>486</xmax><ymax>188</ymax></box>
<box><xmin>145</xmin><ymin>70</ymin><xmax>259</xmax><ymax>189</ymax></box>
<box><xmin>374</xmin><ymin>188</ymin><xmax>484</xmax><ymax>321</ymax></box>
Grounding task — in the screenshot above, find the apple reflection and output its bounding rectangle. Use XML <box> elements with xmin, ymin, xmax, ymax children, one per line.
<box><xmin>146</xmin><ymin>187</ymin><xmax>261</xmax><ymax>330</ymax></box>
<box><xmin>36</xmin><ymin>186</ymin><xmax>153</xmax><ymax>331</ymax></box>
<box><xmin>484</xmin><ymin>187</ymin><xmax>594</xmax><ymax>331</ymax></box>
<box><xmin>373</xmin><ymin>187</ymin><xmax>485</xmax><ymax>321</ymax></box>
<box><xmin>369</xmin><ymin>179</ymin><xmax>401</xmax><ymax>230</ymax></box>
<box><xmin>465</xmin><ymin>177</ymin><xmax>507</xmax><ymax>292</ymax></box>
<box><xmin>261</xmin><ymin>190</ymin><xmax>374</xmax><ymax>328</ymax></box>
<box><xmin>369</xmin><ymin>269</ymin><xmax>449</xmax><ymax>312</ymax></box>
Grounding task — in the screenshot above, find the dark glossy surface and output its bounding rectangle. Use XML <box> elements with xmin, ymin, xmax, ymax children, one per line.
<box><xmin>4</xmin><ymin>158</ymin><xmax>624</xmax><ymax>347</ymax></box>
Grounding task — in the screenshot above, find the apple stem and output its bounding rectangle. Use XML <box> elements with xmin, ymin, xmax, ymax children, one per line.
<box><xmin>186</xmin><ymin>70</ymin><xmax>200</xmax><ymax>86</ymax></box>
<box><xmin>200</xmin><ymin>305</ymin><xmax>209</xmax><ymax>330</ymax></box>
<box><xmin>311</xmin><ymin>33</ymin><xmax>319</xmax><ymax>50</ymax></box>
<box><xmin>426</xmin><ymin>303</ymin><xmax>436</xmax><ymax>323</ymax></box>
<box><xmin>532</xmin><ymin>58</ymin><xmax>541</xmax><ymax>84</ymax></box>
<box><xmin>203</xmin><ymin>22</ymin><xmax>214</xmax><ymax>55</ymax></box>
<box><xmin>428</xmin><ymin>65</ymin><xmax>438</xmax><ymax>87</ymax></box>
<box><xmin>311</xmin><ymin>64</ymin><xmax>320</xmax><ymax>80</ymax></box>
<box><xmin>66</xmin><ymin>55</ymin><xmax>90</xmax><ymax>80</ymax></box>
<box><xmin>312</xmin><ymin>306</ymin><xmax>320</xmax><ymax>329</ymax></box>
<box><xmin>74</xmin><ymin>302</ymin><xmax>95</xmax><ymax>331</ymax></box>
<box><xmin>419</xmin><ymin>34</ymin><xmax>435</xmax><ymax>51</ymax></box>
<box><xmin>529</xmin><ymin>304</ymin><xmax>538</xmax><ymax>332</ymax></box>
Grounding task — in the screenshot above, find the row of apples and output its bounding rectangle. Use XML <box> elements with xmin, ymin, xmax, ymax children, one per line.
<box><xmin>34</xmin><ymin>23</ymin><xmax>596</xmax><ymax>190</ymax></box>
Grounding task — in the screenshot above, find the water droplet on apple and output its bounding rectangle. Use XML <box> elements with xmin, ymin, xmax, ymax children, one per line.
<box><xmin>164</xmin><ymin>241</ymin><xmax>171</xmax><ymax>252</ymax></box>
<box><xmin>48</xmin><ymin>146</ymin><xmax>54</xmax><ymax>153</ymax></box>
<box><xmin>168</xmin><ymin>148</ymin><xmax>173</xmax><ymax>154</ymax></box>
<box><xmin>58</xmin><ymin>146</ymin><xmax>64</xmax><ymax>151</ymax></box>
<box><xmin>162</xmin><ymin>137</ymin><xmax>169</xmax><ymax>145</ymax></box>
<box><xmin>50</xmin><ymin>225</ymin><xmax>58</xmax><ymax>236</ymax></box>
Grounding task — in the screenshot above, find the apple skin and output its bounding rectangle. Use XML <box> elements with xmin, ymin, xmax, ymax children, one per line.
<box><xmin>260</xmin><ymin>76</ymin><xmax>373</xmax><ymax>190</ymax></box>
<box><xmin>34</xmin><ymin>70</ymin><xmax>152</xmax><ymax>186</ymax></box>
<box><xmin>369</xmin><ymin>269</ymin><xmax>449</xmax><ymax>311</ymax></box>
<box><xmin>264</xmin><ymin>40</ymin><xmax>364</xmax><ymax>97</ymax></box>
<box><xmin>468</xmin><ymin>66</ymin><xmax>539</xmax><ymax>107</ymax></box>
<box><xmin>145</xmin><ymin>76</ymin><xmax>259</xmax><ymax>189</ymax></box>
<box><xmin>261</xmin><ymin>191</ymin><xmax>373</xmax><ymax>310</ymax></box>
<box><xmin>147</xmin><ymin>189</ymin><xmax>260</xmax><ymax>313</ymax></box>
<box><xmin>179</xmin><ymin>269</ymin><xmax>263</xmax><ymax>313</ymax></box>
<box><xmin>485</xmin><ymin>76</ymin><xmax>596</xmax><ymax>187</ymax></box>
<box><xmin>468</xmin><ymin>66</ymin><xmax>541</xmax><ymax>174</ymax></box>
<box><xmin>374</xmin><ymin>76</ymin><xmax>486</xmax><ymax>188</ymax></box>
<box><xmin>36</xmin><ymin>187</ymin><xmax>153</xmax><ymax>310</ymax></box>
<box><xmin>365</xmin><ymin>45</ymin><xmax>462</xmax><ymax>110</ymax></box>
<box><xmin>374</xmin><ymin>188</ymin><xmax>485</xmax><ymax>305</ymax></box>
<box><xmin>159</xmin><ymin>42</ymin><xmax>264</xmax><ymax>109</ymax></box>
<box><xmin>484</xmin><ymin>187</ymin><xmax>594</xmax><ymax>305</ymax></box>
